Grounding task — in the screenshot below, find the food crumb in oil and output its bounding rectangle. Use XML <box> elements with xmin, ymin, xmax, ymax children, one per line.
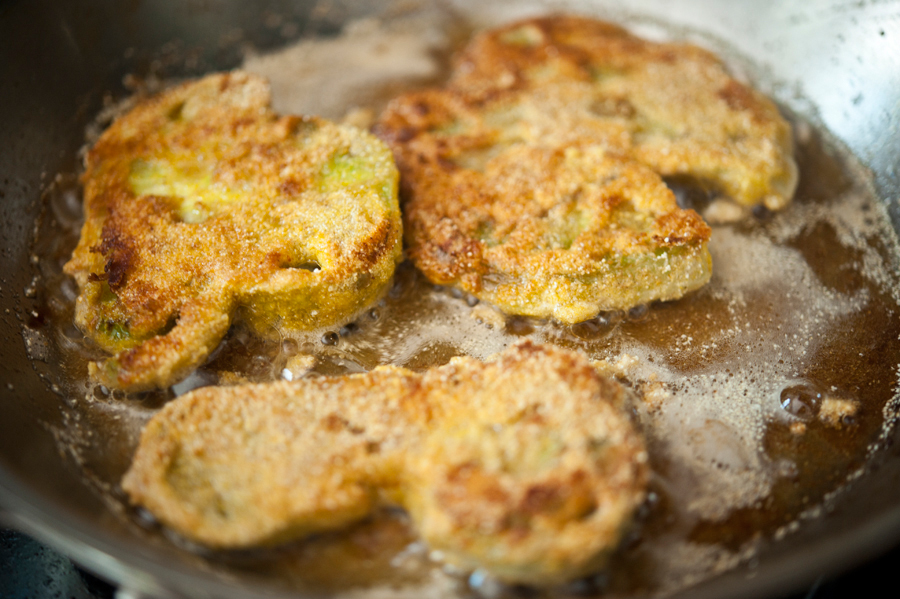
<box><xmin>818</xmin><ymin>397</ymin><xmax>860</xmax><ymax>428</ymax></box>
<box><xmin>469</xmin><ymin>303</ymin><xmax>506</xmax><ymax>330</ymax></box>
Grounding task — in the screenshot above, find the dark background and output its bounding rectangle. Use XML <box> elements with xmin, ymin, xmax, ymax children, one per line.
<box><xmin>2</xmin><ymin>527</ymin><xmax>897</xmax><ymax>599</ymax></box>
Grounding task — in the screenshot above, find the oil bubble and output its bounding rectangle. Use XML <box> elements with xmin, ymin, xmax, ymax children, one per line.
<box><xmin>779</xmin><ymin>383</ymin><xmax>823</xmax><ymax>420</ymax></box>
<box><xmin>628</xmin><ymin>304</ymin><xmax>650</xmax><ymax>322</ymax></box>
<box><xmin>571</xmin><ymin>314</ymin><xmax>619</xmax><ymax>340</ymax></box>
<box><xmin>281</xmin><ymin>339</ymin><xmax>299</xmax><ymax>355</ymax></box>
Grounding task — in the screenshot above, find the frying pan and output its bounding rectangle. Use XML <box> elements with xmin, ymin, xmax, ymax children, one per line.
<box><xmin>2</xmin><ymin>0</ymin><xmax>900</xmax><ymax>597</ymax></box>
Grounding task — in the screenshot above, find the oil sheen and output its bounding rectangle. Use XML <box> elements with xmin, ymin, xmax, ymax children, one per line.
<box><xmin>25</xmin><ymin>10</ymin><xmax>900</xmax><ymax>599</ymax></box>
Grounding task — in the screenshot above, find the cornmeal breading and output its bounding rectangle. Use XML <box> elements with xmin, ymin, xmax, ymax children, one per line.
<box><xmin>449</xmin><ymin>15</ymin><xmax>798</xmax><ymax>209</ymax></box>
<box><xmin>64</xmin><ymin>72</ymin><xmax>402</xmax><ymax>391</ymax></box>
<box><xmin>122</xmin><ymin>341</ymin><xmax>648</xmax><ymax>585</ymax></box>
<box><xmin>377</xmin><ymin>94</ymin><xmax>711</xmax><ymax>323</ymax></box>
<box><xmin>375</xmin><ymin>15</ymin><xmax>797</xmax><ymax>321</ymax></box>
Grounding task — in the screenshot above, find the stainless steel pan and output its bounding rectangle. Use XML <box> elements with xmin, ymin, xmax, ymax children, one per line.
<box><xmin>2</xmin><ymin>1</ymin><xmax>900</xmax><ymax>597</ymax></box>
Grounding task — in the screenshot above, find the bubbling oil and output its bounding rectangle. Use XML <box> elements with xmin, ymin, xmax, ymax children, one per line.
<box><xmin>24</xmin><ymin>13</ymin><xmax>900</xmax><ymax>599</ymax></box>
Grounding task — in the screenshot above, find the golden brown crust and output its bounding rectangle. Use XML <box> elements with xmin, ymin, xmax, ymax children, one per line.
<box><xmin>64</xmin><ymin>72</ymin><xmax>402</xmax><ymax>391</ymax></box>
<box><xmin>375</xmin><ymin>15</ymin><xmax>798</xmax><ymax>321</ymax></box>
<box><xmin>449</xmin><ymin>15</ymin><xmax>798</xmax><ymax>209</ymax></box>
<box><xmin>377</xmin><ymin>88</ymin><xmax>712</xmax><ymax>323</ymax></box>
<box><xmin>122</xmin><ymin>341</ymin><xmax>648</xmax><ymax>585</ymax></box>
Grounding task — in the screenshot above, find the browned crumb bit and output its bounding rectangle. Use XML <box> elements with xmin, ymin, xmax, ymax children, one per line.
<box><xmin>818</xmin><ymin>397</ymin><xmax>859</xmax><ymax>428</ymax></box>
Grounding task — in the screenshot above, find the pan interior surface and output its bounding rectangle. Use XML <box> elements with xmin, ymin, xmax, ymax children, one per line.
<box><xmin>2</xmin><ymin>1</ymin><xmax>900</xmax><ymax>599</ymax></box>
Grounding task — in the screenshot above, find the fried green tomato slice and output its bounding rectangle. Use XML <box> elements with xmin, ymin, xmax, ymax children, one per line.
<box><xmin>376</xmin><ymin>88</ymin><xmax>712</xmax><ymax>323</ymax></box>
<box><xmin>122</xmin><ymin>340</ymin><xmax>648</xmax><ymax>586</ymax></box>
<box><xmin>64</xmin><ymin>72</ymin><xmax>402</xmax><ymax>391</ymax></box>
<box><xmin>448</xmin><ymin>15</ymin><xmax>798</xmax><ymax>210</ymax></box>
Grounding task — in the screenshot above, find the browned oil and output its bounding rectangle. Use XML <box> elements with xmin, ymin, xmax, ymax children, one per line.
<box><xmin>27</xmin><ymin>114</ymin><xmax>900</xmax><ymax>598</ymax></box>
<box><xmin>24</xmin><ymin>18</ymin><xmax>900</xmax><ymax>599</ymax></box>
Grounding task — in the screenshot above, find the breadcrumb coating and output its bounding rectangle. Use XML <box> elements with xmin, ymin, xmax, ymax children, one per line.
<box><xmin>64</xmin><ymin>72</ymin><xmax>402</xmax><ymax>390</ymax></box>
<box><xmin>376</xmin><ymin>16</ymin><xmax>785</xmax><ymax>321</ymax></box>
<box><xmin>450</xmin><ymin>15</ymin><xmax>797</xmax><ymax>209</ymax></box>
<box><xmin>122</xmin><ymin>341</ymin><xmax>648</xmax><ymax>585</ymax></box>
